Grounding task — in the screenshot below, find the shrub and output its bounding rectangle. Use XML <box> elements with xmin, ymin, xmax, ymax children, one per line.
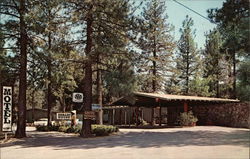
<box><xmin>58</xmin><ymin>126</ymin><xmax>69</xmax><ymax>132</ymax></box>
<box><xmin>36</xmin><ymin>125</ymin><xmax>59</xmax><ymax>131</ymax></box>
<box><xmin>66</xmin><ymin>126</ymin><xmax>81</xmax><ymax>134</ymax></box>
<box><xmin>177</xmin><ymin>111</ymin><xmax>198</xmax><ymax>126</ymax></box>
<box><xmin>36</xmin><ymin>124</ymin><xmax>119</xmax><ymax>136</ymax></box>
<box><xmin>49</xmin><ymin>125</ymin><xmax>60</xmax><ymax>131</ymax></box>
<box><xmin>91</xmin><ymin>125</ymin><xmax>119</xmax><ymax>136</ymax></box>
<box><xmin>36</xmin><ymin>125</ymin><xmax>49</xmax><ymax>131</ymax></box>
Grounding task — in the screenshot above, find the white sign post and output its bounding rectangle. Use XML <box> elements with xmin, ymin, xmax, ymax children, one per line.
<box><xmin>72</xmin><ymin>93</ymin><xmax>83</xmax><ymax>103</ymax></box>
<box><xmin>2</xmin><ymin>86</ymin><xmax>12</xmax><ymax>132</ymax></box>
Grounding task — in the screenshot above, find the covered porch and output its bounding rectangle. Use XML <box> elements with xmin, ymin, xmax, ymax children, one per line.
<box><xmin>103</xmin><ymin>92</ymin><xmax>239</xmax><ymax>126</ymax></box>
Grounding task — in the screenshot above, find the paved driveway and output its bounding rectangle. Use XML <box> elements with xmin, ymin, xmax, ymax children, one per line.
<box><xmin>1</xmin><ymin>126</ymin><xmax>249</xmax><ymax>159</ymax></box>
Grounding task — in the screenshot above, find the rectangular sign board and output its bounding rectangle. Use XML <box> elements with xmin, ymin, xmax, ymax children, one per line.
<box><xmin>2</xmin><ymin>86</ymin><xmax>12</xmax><ymax>132</ymax></box>
<box><xmin>84</xmin><ymin>111</ymin><xmax>95</xmax><ymax>120</ymax></box>
<box><xmin>92</xmin><ymin>104</ymin><xmax>101</xmax><ymax>110</ymax></box>
<box><xmin>57</xmin><ymin>113</ymin><xmax>71</xmax><ymax>120</ymax></box>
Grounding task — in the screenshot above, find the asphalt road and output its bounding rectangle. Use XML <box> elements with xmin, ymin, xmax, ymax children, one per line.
<box><xmin>0</xmin><ymin>126</ymin><xmax>249</xmax><ymax>159</ymax></box>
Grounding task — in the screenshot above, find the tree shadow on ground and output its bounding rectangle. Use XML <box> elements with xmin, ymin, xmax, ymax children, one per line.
<box><xmin>1</xmin><ymin>129</ymin><xmax>249</xmax><ymax>150</ymax></box>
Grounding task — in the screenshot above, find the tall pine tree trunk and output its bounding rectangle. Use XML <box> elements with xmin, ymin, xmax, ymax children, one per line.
<box><xmin>216</xmin><ymin>78</ymin><xmax>220</xmax><ymax>98</ymax></box>
<box><xmin>15</xmin><ymin>0</ymin><xmax>27</xmax><ymax>138</ymax></box>
<box><xmin>152</xmin><ymin>32</ymin><xmax>157</xmax><ymax>92</ymax></box>
<box><xmin>232</xmin><ymin>51</ymin><xmax>236</xmax><ymax>99</ymax></box>
<box><xmin>97</xmin><ymin>62</ymin><xmax>103</xmax><ymax>125</ymax></box>
<box><xmin>186</xmin><ymin>39</ymin><xmax>190</xmax><ymax>95</ymax></box>
<box><xmin>31</xmin><ymin>89</ymin><xmax>35</xmax><ymax>122</ymax></box>
<box><xmin>47</xmin><ymin>32</ymin><xmax>52</xmax><ymax>127</ymax></box>
<box><xmin>81</xmin><ymin>5</ymin><xmax>93</xmax><ymax>137</ymax></box>
<box><xmin>216</xmin><ymin>58</ymin><xmax>220</xmax><ymax>98</ymax></box>
<box><xmin>151</xmin><ymin>36</ymin><xmax>156</xmax><ymax>126</ymax></box>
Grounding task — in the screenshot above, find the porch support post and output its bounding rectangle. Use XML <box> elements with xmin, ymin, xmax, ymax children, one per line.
<box><xmin>151</xmin><ymin>107</ymin><xmax>155</xmax><ymax>126</ymax></box>
<box><xmin>125</xmin><ymin>109</ymin><xmax>127</xmax><ymax>125</ymax></box>
<box><xmin>136</xmin><ymin>106</ymin><xmax>139</xmax><ymax>126</ymax></box>
<box><xmin>159</xmin><ymin>102</ymin><xmax>162</xmax><ymax>126</ymax></box>
<box><xmin>141</xmin><ymin>108</ymin><xmax>143</xmax><ymax>121</ymax></box>
<box><xmin>129</xmin><ymin>107</ymin><xmax>131</xmax><ymax>127</ymax></box>
<box><xmin>112</xmin><ymin>109</ymin><xmax>115</xmax><ymax>125</ymax></box>
<box><xmin>184</xmin><ymin>101</ymin><xmax>188</xmax><ymax>112</ymax></box>
<box><xmin>119</xmin><ymin>109</ymin><xmax>122</xmax><ymax>125</ymax></box>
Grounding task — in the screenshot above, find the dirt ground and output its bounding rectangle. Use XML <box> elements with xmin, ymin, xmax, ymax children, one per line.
<box><xmin>0</xmin><ymin>126</ymin><xmax>249</xmax><ymax>159</ymax></box>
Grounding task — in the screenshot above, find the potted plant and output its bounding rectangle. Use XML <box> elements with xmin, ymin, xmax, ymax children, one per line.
<box><xmin>177</xmin><ymin>111</ymin><xmax>198</xmax><ymax>126</ymax></box>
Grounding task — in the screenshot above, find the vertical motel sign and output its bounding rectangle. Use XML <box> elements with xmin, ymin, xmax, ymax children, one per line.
<box><xmin>2</xmin><ymin>86</ymin><xmax>12</xmax><ymax>132</ymax></box>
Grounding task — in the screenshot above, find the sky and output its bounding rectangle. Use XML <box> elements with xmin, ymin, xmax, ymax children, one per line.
<box><xmin>165</xmin><ymin>0</ymin><xmax>225</xmax><ymax>48</ymax></box>
<box><xmin>0</xmin><ymin>0</ymin><xmax>226</xmax><ymax>50</ymax></box>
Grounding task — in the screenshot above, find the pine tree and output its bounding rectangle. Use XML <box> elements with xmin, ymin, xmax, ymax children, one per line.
<box><xmin>237</xmin><ymin>58</ymin><xmax>250</xmax><ymax>101</ymax></box>
<box><xmin>68</xmin><ymin>0</ymin><xmax>135</xmax><ymax>137</ymax></box>
<box><xmin>137</xmin><ymin>0</ymin><xmax>175</xmax><ymax>93</ymax></box>
<box><xmin>203</xmin><ymin>29</ymin><xmax>222</xmax><ymax>97</ymax></box>
<box><xmin>27</xmin><ymin>0</ymin><xmax>79</xmax><ymax>126</ymax></box>
<box><xmin>1</xmin><ymin>0</ymin><xmax>29</xmax><ymax>138</ymax></box>
<box><xmin>176</xmin><ymin>15</ymin><xmax>200</xmax><ymax>95</ymax></box>
<box><xmin>208</xmin><ymin>0</ymin><xmax>249</xmax><ymax>98</ymax></box>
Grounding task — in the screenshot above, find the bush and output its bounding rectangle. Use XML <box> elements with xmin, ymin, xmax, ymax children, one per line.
<box><xmin>177</xmin><ymin>111</ymin><xmax>198</xmax><ymax>126</ymax></box>
<box><xmin>36</xmin><ymin>125</ymin><xmax>59</xmax><ymax>131</ymax></box>
<box><xmin>58</xmin><ymin>126</ymin><xmax>69</xmax><ymax>132</ymax></box>
<box><xmin>50</xmin><ymin>125</ymin><xmax>60</xmax><ymax>131</ymax></box>
<box><xmin>66</xmin><ymin>126</ymin><xmax>81</xmax><ymax>134</ymax></box>
<box><xmin>92</xmin><ymin>125</ymin><xmax>119</xmax><ymax>136</ymax></box>
<box><xmin>36</xmin><ymin>125</ymin><xmax>49</xmax><ymax>131</ymax></box>
<box><xmin>36</xmin><ymin>124</ymin><xmax>119</xmax><ymax>136</ymax></box>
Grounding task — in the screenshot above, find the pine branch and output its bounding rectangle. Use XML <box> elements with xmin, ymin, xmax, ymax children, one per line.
<box><xmin>0</xmin><ymin>47</ymin><xmax>18</xmax><ymax>50</ymax></box>
<box><xmin>0</xmin><ymin>4</ymin><xmax>17</xmax><ymax>9</ymax></box>
<box><xmin>0</xmin><ymin>11</ymin><xmax>20</xmax><ymax>18</ymax></box>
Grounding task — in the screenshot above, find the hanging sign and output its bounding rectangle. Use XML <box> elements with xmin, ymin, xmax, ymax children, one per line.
<box><xmin>2</xmin><ymin>86</ymin><xmax>12</xmax><ymax>132</ymax></box>
<box><xmin>57</xmin><ymin>113</ymin><xmax>71</xmax><ymax>120</ymax></box>
<box><xmin>84</xmin><ymin>111</ymin><xmax>95</xmax><ymax>120</ymax></box>
<box><xmin>72</xmin><ymin>93</ymin><xmax>83</xmax><ymax>103</ymax></box>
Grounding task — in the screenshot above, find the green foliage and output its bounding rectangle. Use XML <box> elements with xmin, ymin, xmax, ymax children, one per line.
<box><xmin>37</xmin><ymin>124</ymin><xmax>119</xmax><ymax>136</ymax></box>
<box><xmin>36</xmin><ymin>125</ymin><xmax>60</xmax><ymax>131</ymax></box>
<box><xmin>137</xmin><ymin>0</ymin><xmax>175</xmax><ymax>92</ymax></box>
<box><xmin>237</xmin><ymin>58</ymin><xmax>250</xmax><ymax>101</ymax></box>
<box><xmin>177</xmin><ymin>111</ymin><xmax>198</xmax><ymax>126</ymax></box>
<box><xmin>189</xmin><ymin>77</ymin><xmax>213</xmax><ymax>97</ymax></box>
<box><xmin>65</xmin><ymin>126</ymin><xmax>81</xmax><ymax>134</ymax></box>
<box><xmin>91</xmin><ymin>125</ymin><xmax>119</xmax><ymax>136</ymax></box>
<box><xmin>208</xmin><ymin>0</ymin><xmax>249</xmax><ymax>54</ymax></box>
<box><xmin>208</xmin><ymin>0</ymin><xmax>250</xmax><ymax>98</ymax></box>
<box><xmin>203</xmin><ymin>29</ymin><xmax>223</xmax><ymax>97</ymax></box>
<box><xmin>176</xmin><ymin>15</ymin><xmax>200</xmax><ymax>95</ymax></box>
<box><xmin>58</xmin><ymin>126</ymin><xmax>68</xmax><ymax>132</ymax></box>
<box><xmin>104</xmin><ymin>61</ymin><xmax>138</xmax><ymax>99</ymax></box>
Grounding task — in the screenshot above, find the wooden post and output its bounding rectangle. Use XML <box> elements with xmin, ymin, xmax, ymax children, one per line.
<box><xmin>151</xmin><ymin>107</ymin><xmax>155</xmax><ymax>126</ymax></box>
<box><xmin>108</xmin><ymin>109</ymin><xmax>112</xmax><ymax>125</ymax></box>
<box><xmin>159</xmin><ymin>104</ymin><xmax>162</xmax><ymax>126</ymax></box>
<box><xmin>112</xmin><ymin>109</ymin><xmax>115</xmax><ymax>125</ymax></box>
<box><xmin>129</xmin><ymin>107</ymin><xmax>131</xmax><ymax>127</ymax></box>
<box><xmin>141</xmin><ymin>108</ymin><xmax>143</xmax><ymax>121</ymax></box>
<box><xmin>184</xmin><ymin>101</ymin><xmax>188</xmax><ymax>112</ymax></box>
<box><xmin>119</xmin><ymin>109</ymin><xmax>122</xmax><ymax>125</ymax></box>
<box><xmin>125</xmin><ymin>110</ymin><xmax>127</xmax><ymax>125</ymax></box>
<box><xmin>136</xmin><ymin>107</ymin><xmax>139</xmax><ymax>126</ymax></box>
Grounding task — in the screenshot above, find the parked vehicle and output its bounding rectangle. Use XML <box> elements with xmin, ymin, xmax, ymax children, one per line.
<box><xmin>34</xmin><ymin>118</ymin><xmax>55</xmax><ymax>126</ymax></box>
